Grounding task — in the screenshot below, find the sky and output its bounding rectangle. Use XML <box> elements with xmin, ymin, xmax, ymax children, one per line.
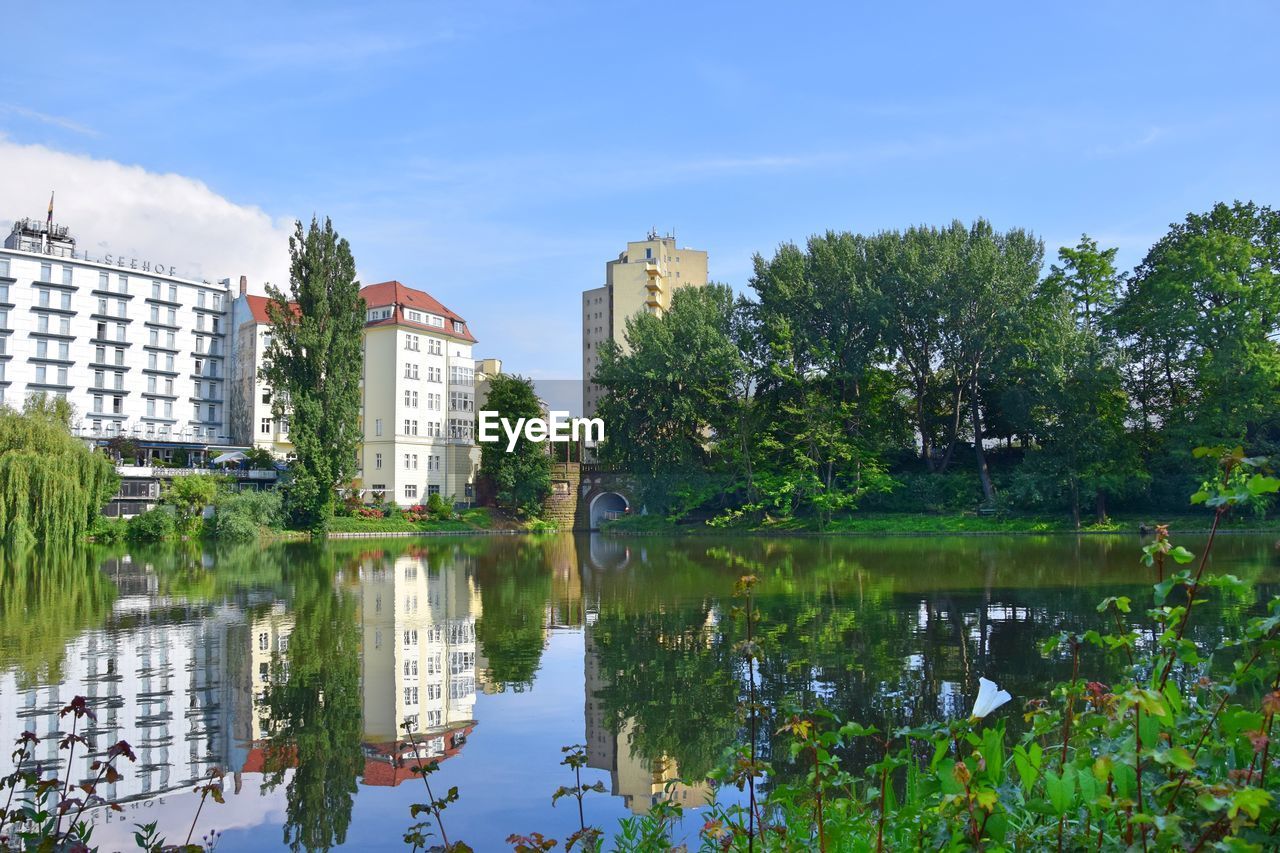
<box><xmin>1</xmin><ymin>0</ymin><xmax>1277</xmax><ymax>381</ymax></box>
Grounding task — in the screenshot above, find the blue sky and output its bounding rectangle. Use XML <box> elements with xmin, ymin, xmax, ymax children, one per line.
<box><xmin>1</xmin><ymin>1</ymin><xmax>1278</xmax><ymax>380</ymax></box>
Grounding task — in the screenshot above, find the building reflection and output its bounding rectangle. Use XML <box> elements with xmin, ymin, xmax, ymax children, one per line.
<box><xmin>579</xmin><ymin>535</ymin><xmax>713</xmax><ymax>816</ymax></box>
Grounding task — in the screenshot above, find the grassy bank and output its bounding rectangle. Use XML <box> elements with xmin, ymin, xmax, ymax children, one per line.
<box><xmin>326</xmin><ymin>507</ymin><xmax>499</xmax><ymax>534</ymax></box>
<box><xmin>601</xmin><ymin>511</ymin><xmax>1280</xmax><ymax>536</ymax></box>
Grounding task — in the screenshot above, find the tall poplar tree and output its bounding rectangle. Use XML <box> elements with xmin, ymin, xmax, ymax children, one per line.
<box><xmin>262</xmin><ymin>217</ymin><xmax>365</xmax><ymax>533</ymax></box>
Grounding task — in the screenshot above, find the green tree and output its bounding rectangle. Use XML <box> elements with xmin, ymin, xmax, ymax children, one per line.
<box><xmin>1114</xmin><ymin>201</ymin><xmax>1280</xmax><ymax>481</ymax></box>
<box><xmin>0</xmin><ymin>395</ymin><xmax>118</xmax><ymax>548</ymax></box>
<box><xmin>262</xmin><ymin>217</ymin><xmax>365</xmax><ymax>533</ymax></box>
<box><xmin>161</xmin><ymin>473</ymin><xmax>222</xmax><ymax>535</ymax></box>
<box><xmin>1019</xmin><ymin>236</ymin><xmax>1141</xmax><ymax>524</ymax></box>
<box><xmin>594</xmin><ymin>284</ymin><xmax>749</xmax><ymax>515</ymax></box>
<box><xmin>478</xmin><ymin>374</ymin><xmax>552</xmax><ymax>518</ymax></box>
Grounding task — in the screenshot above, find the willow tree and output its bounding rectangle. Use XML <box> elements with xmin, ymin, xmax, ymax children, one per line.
<box><xmin>0</xmin><ymin>396</ymin><xmax>118</xmax><ymax>548</ymax></box>
<box><xmin>261</xmin><ymin>217</ymin><xmax>366</xmax><ymax>533</ymax></box>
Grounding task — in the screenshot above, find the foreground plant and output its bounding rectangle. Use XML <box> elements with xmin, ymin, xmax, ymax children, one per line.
<box><xmin>0</xmin><ymin>696</ymin><xmax>222</xmax><ymax>852</ymax></box>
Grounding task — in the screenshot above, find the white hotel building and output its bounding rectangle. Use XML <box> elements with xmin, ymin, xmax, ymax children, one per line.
<box><xmin>1</xmin><ymin>218</ymin><xmax>232</xmax><ymax>457</ymax></box>
<box><xmin>2</xmin><ymin>214</ymin><xmax>485</xmax><ymax>506</ymax></box>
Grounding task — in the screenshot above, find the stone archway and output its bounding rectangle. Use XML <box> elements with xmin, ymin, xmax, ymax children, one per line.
<box><xmin>588</xmin><ymin>491</ymin><xmax>629</xmax><ymax>529</ymax></box>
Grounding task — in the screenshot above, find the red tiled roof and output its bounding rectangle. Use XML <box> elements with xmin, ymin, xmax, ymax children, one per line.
<box><xmin>244</xmin><ymin>294</ymin><xmax>299</xmax><ymax>324</ymax></box>
<box><xmin>361</xmin><ymin>280</ymin><xmax>476</xmax><ymax>343</ymax></box>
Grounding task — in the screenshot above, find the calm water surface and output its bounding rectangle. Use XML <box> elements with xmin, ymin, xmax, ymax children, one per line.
<box><xmin>1</xmin><ymin>533</ymin><xmax>1277</xmax><ymax>851</ymax></box>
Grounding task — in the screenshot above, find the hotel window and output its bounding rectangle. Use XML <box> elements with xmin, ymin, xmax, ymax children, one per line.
<box><xmin>146</xmin><ymin>399</ymin><xmax>156</xmax><ymax>417</ymax></box>
<box><xmin>404</xmin><ymin>484</ymin><xmax>418</xmax><ymax>500</ymax></box>
<box><xmin>428</xmin><ymin>484</ymin><xmax>441</xmax><ymax>497</ymax></box>
<box><xmin>37</xmin><ymin>288</ymin><xmax>50</xmax><ymax>307</ymax></box>
<box><xmin>449</xmin><ymin>366</ymin><xmax>474</xmax><ymax>384</ymax></box>
<box><xmin>405</xmin><ymin>333</ymin><xmax>420</xmax><ymax>350</ymax></box>
<box><xmin>148</xmin><ymin>352</ymin><xmax>158</xmax><ymax>369</ymax></box>
<box><xmin>404</xmin><ymin>362</ymin><xmax>418</xmax><ymax>379</ymax></box>
<box><xmin>93</xmin><ymin>395</ymin><xmax>103</xmax><ymax>413</ymax></box>
<box><xmin>406</xmin><ymin>310</ymin><xmax>422</xmax><ymax>322</ymax></box>
<box><xmin>404</xmin><ymin>687</ymin><xmax>418</xmax><ymax>706</ymax></box>
<box><xmin>197</xmin><ymin>291</ymin><xmax>206</xmax><ymax>308</ymax></box>
<box><xmin>61</xmin><ymin>291</ymin><xmax>72</xmax><ymax>310</ymax></box>
<box><xmin>36</xmin><ymin>340</ymin><xmax>47</xmax><ymax>358</ymax></box>
<box><xmin>60</xmin><ymin>267</ymin><xmax>71</xmax><ymax>285</ymax></box>
<box><xmin>427</xmin><ymin>366</ymin><xmax>441</xmax><ymax>382</ymax></box>
<box><xmin>195</xmin><ymin>358</ymin><xmax>204</xmax><ymax>375</ymax></box>
<box><xmin>428</xmin><ymin>314</ymin><xmax>444</xmax><ymax>328</ymax></box>
<box><xmin>405</xmin><ymin>389</ymin><xmax>418</xmax><ymax>408</ymax></box>
<box><xmin>147</xmin><ymin>376</ymin><xmax>157</xmax><ymax>393</ymax></box>
<box><xmin>427</xmin><ymin>392</ymin><xmax>440</xmax><ymax>410</ymax></box>
<box><xmin>95</xmin><ymin>345</ymin><xmax>106</xmax><ymax>363</ymax></box>
<box><xmin>114</xmin><ymin>347</ymin><xmax>124</xmax><ymax>365</ymax></box>
<box><xmin>374</xmin><ymin>418</ymin><xmax>383</xmax><ymax>436</ymax></box>
<box><xmin>404</xmin><ymin>453</ymin><xmax>418</xmax><ymax>470</ymax></box>
<box><xmin>164</xmin><ymin>401</ymin><xmax>173</xmax><ymax>418</ymax></box>
<box><xmin>196</xmin><ymin>336</ymin><xmax>206</xmax><ymax>353</ymax></box>
<box><xmin>213</xmin><ymin>294</ymin><xmax>222</xmax><ymax>310</ymax></box>
<box><xmin>428</xmin><ymin>339</ymin><xmax>441</xmax><ymax>355</ymax></box>
<box><xmin>0</xmin><ymin>258</ymin><xmax>7</xmax><ymax>275</ymax></box>
<box><xmin>449</xmin><ymin>391</ymin><xmax>473</xmax><ymax>412</ymax></box>
<box><xmin>111</xmin><ymin>396</ymin><xmax>122</xmax><ymax>414</ymax></box>
<box><xmin>164</xmin><ymin>378</ymin><xmax>173</xmax><ymax>394</ymax></box>
<box><xmin>118</xmin><ymin>274</ymin><xmax>128</xmax><ymax>292</ymax></box>
<box><xmin>375</xmin><ymin>453</ymin><xmax>382</xmax><ymax>469</ymax></box>
<box><xmin>150</xmin><ymin>305</ymin><xmax>159</xmax><ymax>322</ymax></box>
<box><xmin>167</xmin><ymin>331</ymin><xmax>175</xmax><ymax>348</ymax></box>
<box><xmin>40</xmin><ymin>262</ymin><xmax>52</xmax><ymax>281</ymax></box>
<box><xmin>260</xmin><ymin>418</ymin><xmax>272</xmax><ymax>435</ymax></box>
<box><xmin>99</xmin><ymin>297</ymin><xmax>108</xmax><ymax>315</ymax></box>
<box><xmin>113</xmin><ymin>372</ymin><xmax>123</xmax><ymax>390</ymax></box>
<box><xmin>0</xmin><ymin>310</ymin><xmax>6</xmax><ymax>329</ymax></box>
<box><xmin>166</xmin><ymin>308</ymin><xmax>176</xmax><ymax>325</ymax></box>
<box><xmin>165</xmin><ymin>354</ymin><xmax>174</xmax><ymax>371</ymax></box>
<box><xmin>453</xmin><ymin>321</ymin><xmax>465</xmax><ymax>333</ymax></box>
<box><xmin>34</xmin><ymin>365</ymin><xmax>46</xmax><ymax>383</ymax></box>
<box><xmin>0</xmin><ymin>283</ymin><xmax>6</xmax><ymax>302</ymax></box>
<box><xmin>149</xmin><ymin>329</ymin><xmax>159</xmax><ymax>346</ymax></box>
<box><xmin>113</xmin><ymin>323</ymin><xmax>124</xmax><ymax>341</ymax></box>
<box><xmin>38</xmin><ymin>316</ymin><xmax>50</xmax><ymax>334</ymax></box>
<box><xmin>449</xmin><ymin>419</ymin><xmax>472</xmax><ymax>441</ymax></box>
<box><xmin>403</xmin><ymin>419</ymin><xmax>418</xmax><ymax>436</ymax></box>
<box><xmin>196</xmin><ymin>313</ymin><xmax>205</xmax><ymax>330</ymax></box>
<box><xmin>57</xmin><ymin>341</ymin><xmax>68</xmax><ymax>360</ymax></box>
<box><xmin>207</xmin><ymin>404</ymin><xmax>216</xmax><ymax>422</ymax></box>
<box><xmin>168</xmin><ymin>284</ymin><xmax>177</xmax><ymax>302</ymax></box>
<box><xmin>59</xmin><ymin>316</ymin><xmax>70</xmax><ymax>334</ymax></box>
<box><xmin>151</xmin><ymin>281</ymin><xmax>161</xmax><ymax>299</ymax></box>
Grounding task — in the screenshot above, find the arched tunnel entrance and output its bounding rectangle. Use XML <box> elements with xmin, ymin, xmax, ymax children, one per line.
<box><xmin>588</xmin><ymin>491</ymin><xmax>629</xmax><ymax>529</ymax></box>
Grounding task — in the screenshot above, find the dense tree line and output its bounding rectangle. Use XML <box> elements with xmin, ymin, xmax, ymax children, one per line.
<box><xmin>593</xmin><ymin>202</ymin><xmax>1280</xmax><ymax>525</ymax></box>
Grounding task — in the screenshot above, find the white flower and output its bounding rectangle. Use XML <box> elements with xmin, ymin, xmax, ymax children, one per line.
<box><xmin>971</xmin><ymin>677</ymin><xmax>1012</xmax><ymax>719</ymax></box>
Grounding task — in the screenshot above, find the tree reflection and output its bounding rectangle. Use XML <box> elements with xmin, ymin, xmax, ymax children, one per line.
<box><xmin>0</xmin><ymin>545</ymin><xmax>116</xmax><ymax>687</ymax></box>
<box><xmin>261</xmin><ymin>545</ymin><xmax>364</xmax><ymax>853</ymax></box>
<box><xmin>473</xmin><ymin>538</ymin><xmax>555</xmax><ymax>689</ymax></box>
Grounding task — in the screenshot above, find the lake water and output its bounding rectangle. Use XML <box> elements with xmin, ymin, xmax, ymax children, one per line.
<box><xmin>1</xmin><ymin>532</ymin><xmax>1276</xmax><ymax>851</ymax></box>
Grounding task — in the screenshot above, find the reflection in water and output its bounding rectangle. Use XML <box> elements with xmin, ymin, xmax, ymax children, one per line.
<box><xmin>0</xmin><ymin>533</ymin><xmax>1275</xmax><ymax>849</ymax></box>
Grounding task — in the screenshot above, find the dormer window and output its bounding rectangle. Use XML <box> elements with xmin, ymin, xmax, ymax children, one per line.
<box><xmin>406</xmin><ymin>309</ymin><xmax>423</xmax><ymax>322</ymax></box>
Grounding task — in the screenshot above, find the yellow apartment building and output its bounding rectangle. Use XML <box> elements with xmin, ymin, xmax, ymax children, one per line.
<box><xmin>582</xmin><ymin>232</ymin><xmax>707</xmax><ymax>417</ymax></box>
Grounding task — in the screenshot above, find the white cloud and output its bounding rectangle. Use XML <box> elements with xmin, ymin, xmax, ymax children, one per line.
<box><xmin>0</xmin><ymin>137</ymin><xmax>291</xmax><ymax>291</ymax></box>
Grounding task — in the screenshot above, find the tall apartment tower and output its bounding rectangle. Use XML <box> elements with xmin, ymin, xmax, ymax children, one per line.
<box><xmin>581</xmin><ymin>231</ymin><xmax>707</xmax><ymax>417</ymax></box>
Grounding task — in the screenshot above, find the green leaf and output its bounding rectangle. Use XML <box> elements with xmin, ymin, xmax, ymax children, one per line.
<box><xmin>1246</xmin><ymin>475</ymin><xmax>1280</xmax><ymax>495</ymax></box>
<box><xmin>1228</xmin><ymin>787</ymin><xmax>1271</xmax><ymax>820</ymax></box>
<box><xmin>1169</xmin><ymin>546</ymin><xmax>1195</xmax><ymax>564</ymax></box>
<box><xmin>1044</xmin><ymin>765</ymin><xmax>1076</xmax><ymax>815</ymax></box>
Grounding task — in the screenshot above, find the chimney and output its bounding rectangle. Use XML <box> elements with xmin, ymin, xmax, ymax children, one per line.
<box><xmin>238</xmin><ymin>275</ymin><xmax>247</xmax><ymax>297</ymax></box>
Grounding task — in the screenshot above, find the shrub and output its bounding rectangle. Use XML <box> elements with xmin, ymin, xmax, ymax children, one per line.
<box><xmin>209</xmin><ymin>488</ymin><xmax>284</xmax><ymax>541</ymax></box>
<box><xmin>89</xmin><ymin>515</ymin><xmax>127</xmax><ymax>543</ymax></box>
<box><xmin>125</xmin><ymin>507</ymin><xmax>176</xmax><ymax>542</ymax></box>
<box><xmin>862</xmin><ymin>471</ymin><xmax>981</xmax><ymax>513</ymax></box>
<box><xmin>426</xmin><ymin>492</ymin><xmax>452</xmax><ymax>519</ymax></box>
